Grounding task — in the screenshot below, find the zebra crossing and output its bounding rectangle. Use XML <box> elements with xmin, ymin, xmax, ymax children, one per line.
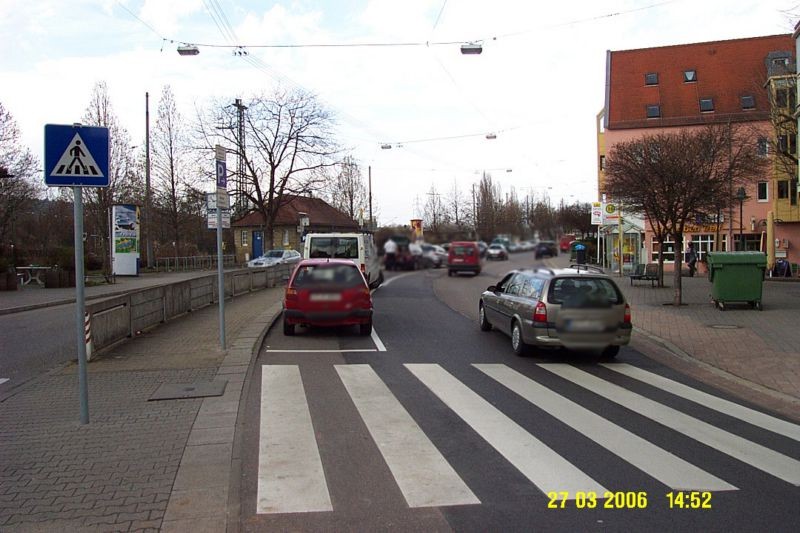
<box><xmin>256</xmin><ymin>362</ymin><xmax>800</xmax><ymax>514</ymax></box>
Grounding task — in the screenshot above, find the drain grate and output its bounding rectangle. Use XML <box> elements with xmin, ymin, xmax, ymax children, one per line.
<box><xmin>148</xmin><ymin>380</ymin><xmax>227</xmax><ymax>401</ymax></box>
<box><xmin>708</xmin><ymin>324</ymin><xmax>741</xmax><ymax>330</ymax></box>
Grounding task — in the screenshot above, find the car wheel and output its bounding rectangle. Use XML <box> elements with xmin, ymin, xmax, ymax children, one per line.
<box><xmin>511</xmin><ymin>320</ymin><xmax>528</xmax><ymax>356</ymax></box>
<box><xmin>359</xmin><ymin>320</ymin><xmax>373</xmax><ymax>336</ymax></box>
<box><xmin>601</xmin><ymin>345</ymin><xmax>620</xmax><ymax>359</ymax></box>
<box><xmin>283</xmin><ymin>316</ymin><xmax>295</xmax><ymax>336</ymax></box>
<box><xmin>479</xmin><ymin>304</ymin><xmax>492</xmax><ymax>331</ymax></box>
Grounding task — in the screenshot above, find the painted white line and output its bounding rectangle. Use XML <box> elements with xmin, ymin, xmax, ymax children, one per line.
<box><xmin>602</xmin><ymin>363</ymin><xmax>800</xmax><ymax>443</ymax></box>
<box><xmin>258</xmin><ymin>365</ymin><xmax>332</xmax><ymax>514</ymax></box>
<box><xmin>540</xmin><ymin>364</ymin><xmax>800</xmax><ymax>486</ymax></box>
<box><xmin>406</xmin><ymin>364</ymin><xmax>607</xmax><ymax>497</ymax></box>
<box><xmin>265</xmin><ymin>349</ymin><xmax>377</xmax><ymax>353</ymax></box>
<box><xmin>0</xmin><ymin>378</ymin><xmax>8</xmax><ymax>386</ymax></box>
<box><xmin>375</xmin><ymin>271</ymin><xmax>417</xmax><ymax>290</ymax></box>
<box><xmin>336</xmin><ymin>365</ymin><xmax>479</xmax><ymax>507</ymax></box>
<box><xmin>371</xmin><ymin>327</ymin><xmax>387</xmax><ymax>352</ymax></box>
<box><xmin>475</xmin><ymin>364</ymin><xmax>736</xmax><ymax>492</ymax></box>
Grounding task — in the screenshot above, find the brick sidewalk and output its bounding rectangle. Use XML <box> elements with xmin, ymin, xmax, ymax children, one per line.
<box><xmin>0</xmin><ymin>288</ymin><xmax>284</xmax><ymax>532</ymax></box>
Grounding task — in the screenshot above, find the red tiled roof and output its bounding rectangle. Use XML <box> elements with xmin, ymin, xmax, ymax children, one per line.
<box><xmin>606</xmin><ymin>34</ymin><xmax>793</xmax><ymax>130</ymax></box>
<box><xmin>232</xmin><ymin>195</ymin><xmax>359</xmax><ymax>230</ymax></box>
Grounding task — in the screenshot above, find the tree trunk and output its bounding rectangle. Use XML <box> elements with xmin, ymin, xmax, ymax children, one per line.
<box><xmin>673</xmin><ymin>232</ymin><xmax>683</xmax><ymax>306</ymax></box>
<box><xmin>657</xmin><ymin>242</ymin><xmax>665</xmax><ymax>288</ymax></box>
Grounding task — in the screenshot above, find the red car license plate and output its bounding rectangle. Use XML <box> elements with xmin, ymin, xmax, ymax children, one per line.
<box><xmin>310</xmin><ymin>293</ymin><xmax>342</xmax><ymax>302</ymax></box>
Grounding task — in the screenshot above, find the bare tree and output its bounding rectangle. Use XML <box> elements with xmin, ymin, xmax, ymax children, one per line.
<box><xmin>81</xmin><ymin>81</ymin><xmax>138</xmax><ymax>277</ymax></box>
<box><xmin>0</xmin><ymin>101</ymin><xmax>40</xmax><ymax>261</ymax></box>
<box><xmin>424</xmin><ymin>184</ymin><xmax>446</xmax><ymax>234</ymax></box>
<box><xmin>605</xmin><ymin>124</ymin><xmax>766</xmax><ymax>305</ymax></box>
<box><xmin>199</xmin><ymin>88</ymin><xmax>339</xmax><ymax>249</ymax></box>
<box><xmin>475</xmin><ymin>172</ymin><xmax>500</xmax><ymax>240</ymax></box>
<box><xmin>446</xmin><ymin>178</ymin><xmax>467</xmax><ymax>228</ymax></box>
<box><xmin>326</xmin><ymin>155</ymin><xmax>367</xmax><ymax>221</ymax></box>
<box><xmin>528</xmin><ymin>199</ymin><xmax>557</xmax><ymax>239</ymax></box>
<box><xmin>558</xmin><ymin>201</ymin><xmax>594</xmax><ymax>239</ymax></box>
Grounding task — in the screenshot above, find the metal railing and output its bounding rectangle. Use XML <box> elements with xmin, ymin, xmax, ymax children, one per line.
<box><xmin>154</xmin><ymin>254</ymin><xmax>237</xmax><ymax>272</ymax></box>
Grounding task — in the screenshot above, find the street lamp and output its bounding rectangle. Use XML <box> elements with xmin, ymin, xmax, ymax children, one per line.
<box><xmin>736</xmin><ymin>187</ymin><xmax>746</xmax><ymax>251</ymax></box>
<box><xmin>177</xmin><ymin>45</ymin><xmax>199</xmax><ymax>56</ymax></box>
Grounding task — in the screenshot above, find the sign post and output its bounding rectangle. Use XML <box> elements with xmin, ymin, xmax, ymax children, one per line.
<box><xmin>45</xmin><ymin>123</ymin><xmax>110</xmax><ymax>425</ymax></box>
<box><xmin>215</xmin><ymin>146</ymin><xmax>227</xmax><ymax>350</ymax></box>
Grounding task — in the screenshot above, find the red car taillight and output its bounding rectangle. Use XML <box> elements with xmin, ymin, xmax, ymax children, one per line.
<box><xmin>285</xmin><ymin>287</ymin><xmax>298</xmax><ymax>301</ymax></box>
<box><xmin>361</xmin><ymin>263</ymin><xmax>366</xmax><ymax>274</ymax></box>
<box><xmin>624</xmin><ymin>303</ymin><xmax>631</xmax><ymax>324</ymax></box>
<box><xmin>533</xmin><ymin>301</ymin><xmax>547</xmax><ymax>323</ymax></box>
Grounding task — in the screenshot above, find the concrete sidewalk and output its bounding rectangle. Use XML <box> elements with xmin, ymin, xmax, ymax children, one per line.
<box><xmin>0</xmin><ymin>287</ymin><xmax>284</xmax><ymax>532</ymax></box>
<box><xmin>0</xmin><ymin>270</ymin><xmax>239</xmax><ymax>316</ymax></box>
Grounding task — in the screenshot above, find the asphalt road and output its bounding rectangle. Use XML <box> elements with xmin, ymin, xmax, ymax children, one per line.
<box><xmin>236</xmin><ymin>254</ymin><xmax>800</xmax><ymax>532</ymax></box>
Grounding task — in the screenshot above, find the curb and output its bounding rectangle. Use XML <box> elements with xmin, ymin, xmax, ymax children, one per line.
<box><xmin>160</xmin><ymin>298</ymin><xmax>285</xmax><ymax>533</ymax></box>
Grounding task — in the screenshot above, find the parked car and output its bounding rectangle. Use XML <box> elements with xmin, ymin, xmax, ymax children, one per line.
<box><xmin>486</xmin><ymin>243</ymin><xmax>509</xmax><ymax>261</ymax></box>
<box><xmin>534</xmin><ymin>241</ymin><xmax>558</xmax><ymax>259</ymax></box>
<box><xmin>304</xmin><ymin>232</ymin><xmax>383</xmax><ymax>289</ymax></box>
<box><xmin>283</xmin><ymin>259</ymin><xmax>373</xmax><ymax>336</ymax></box>
<box><xmin>507</xmin><ymin>242</ymin><xmax>522</xmax><ymax>253</ymax></box>
<box><xmin>519</xmin><ymin>240</ymin><xmax>535</xmax><ymax>252</ymax></box>
<box><xmin>247</xmin><ymin>249</ymin><xmax>301</xmax><ymax>268</ymax></box>
<box><xmin>421</xmin><ymin>243</ymin><xmax>448</xmax><ymax>268</ymax></box>
<box><xmin>447</xmin><ymin>241</ymin><xmax>482</xmax><ymax>276</ymax></box>
<box><xmin>559</xmin><ymin>234</ymin><xmax>577</xmax><ymax>252</ymax></box>
<box><xmin>477</xmin><ymin>241</ymin><xmax>488</xmax><ymax>258</ymax></box>
<box><xmin>479</xmin><ymin>265</ymin><xmax>631</xmax><ymax>358</ymax></box>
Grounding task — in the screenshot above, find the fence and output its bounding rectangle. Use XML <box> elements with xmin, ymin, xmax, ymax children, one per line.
<box><xmin>86</xmin><ymin>263</ymin><xmax>292</xmax><ymax>353</ymax></box>
<box><xmin>154</xmin><ymin>254</ymin><xmax>237</xmax><ymax>272</ymax></box>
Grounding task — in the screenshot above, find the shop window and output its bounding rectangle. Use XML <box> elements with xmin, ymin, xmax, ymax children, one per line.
<box><xmin>689</xmin><ymin>234</ymin><xmax>714</xmax><ymax>261</ymax></box>
<box><xmin>651</xmin><ymin>236</ymin><xmax>675</xmax><ymax>263</ymax></box>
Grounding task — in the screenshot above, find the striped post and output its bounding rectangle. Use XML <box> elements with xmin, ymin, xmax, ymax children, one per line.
<box><xmin>84</xmin><ymin>312</ymin><xmax>93</xmax><ymax>362</ymax></box>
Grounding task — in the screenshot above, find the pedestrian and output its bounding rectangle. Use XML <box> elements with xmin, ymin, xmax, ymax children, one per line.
<box><xmin>686</xmin><ymin>242</ymin><xmax>698</xmax><ymax>277</ymax></box>
<box><xmin>384</xmin><ymin>238</ymin><xmax>398</xmax><ymax>271</ymax></box>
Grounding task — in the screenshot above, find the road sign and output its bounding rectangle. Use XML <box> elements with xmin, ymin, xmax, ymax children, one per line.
<box><xmin>591</xmin><ymin>202</ymin><xmax>603</xmax><ymax>225</ymax></box>
<box><xmin>206</xmin><ymin>191</ymin><xmax>230</xmax><ymax>210</ymax></box>
<box><xmin>216</xmin><ymin>160</ymin><xmax>227</xmax><ymax>189</ymax></box>
<box><xmin>207</xmin><ymin>208</ymin><xmax>231</xmax><ymax>229</ymax></box>
<box><xmin>215</xmin><ymin>144</ymin><xmax>227</xmax><ymax>162</ymax></box>
<box><xmin>45</xmin><ymin>124</ymin><xmax>110</xmax><ymax>187</ymax></box>
<box><xmin>603</xmin><ymin>203</ymin><xmax>620</xmax><ymax>223</ymax></box>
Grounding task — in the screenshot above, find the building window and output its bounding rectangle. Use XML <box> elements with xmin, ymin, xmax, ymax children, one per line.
<box><xmin>699</xmin><ymin>98</ymin><xmax>714</xmax><ymax>112</ymax></box>
<box><xmin>757</xmin><ymin>181</ymin><xmax>768</xmax><ymax>202</ymax></box>
<box><xmin>775</xmin><ymin>87</ymin><xmax>796</xmax><ymax>109</ymax></box>
<box><xmin>651</xmin><ymin>235</ymin><xmax>675</xmax><ymax>263</ymax></box>
<box><xmin>683</xmin><ymin>70</ymin><xmax>697</xmax><ymax>83</ymax></box>
<box><xmin>735</xmin><ymin>234</ymin><xmax>762</xmax><ymax>252</ymax></box>
<box><xmin>689</xmin><ymin>234</ymin><xmax>714</xmax><ymax>261</ymax></box>
<box><xmin>773</xmin><ymin>57</ymin><xmax>789</xmax><ymax>67</ymax></box>
<box><xmin>757</xmin><ymin>137</ymin><xmax>769</xmax><ymax>157</ymax></box>
<box><xmin>778</xmin><ymin>180</ymin><xmax>789</xmax><ymax>199</ymax></box>
<box><xmin>778</xmin><ymin>133</ymin><xmax>797</xmax><ymax>154</ymax></box>
<box><xmin>599</xmin><ymin>155</ymin><xmax>606</xmax><ymax>171</ymax></box>
<box><xmin>741</xmin><ymin>95</ymin><xmax>755</xmax><ymax>110</ymax></box>
<box><xmin>645</xmin><ymin>72</ymin><xmax>658</xmax><ymax>86</ymax></box>
<box><xmin>793</xmin><ymin>180</ymin><xmax>798</xmax><ymax>206</ymax></box>
<box><xmin>646</xmin><ymin>104</ymin><xmax>661</xmax><ymax>118</ymax></box>
<box><xmin>241</xmin><ymin>231</ymin><xmax>248</xmax><ymax>247</ymax></box>
<box><xmin>282</xmin><ymin>229</ymin><xmax>290</xmax><ymax>246</ymax></box>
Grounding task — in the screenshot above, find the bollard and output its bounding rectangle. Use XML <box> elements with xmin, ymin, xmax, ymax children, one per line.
<box><xmin>84</xmin><ymin>312</ymin><xmax>93</xmax><ymax>362</ymax></box>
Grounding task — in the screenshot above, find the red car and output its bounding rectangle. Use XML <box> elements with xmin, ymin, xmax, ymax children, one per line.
<box><xmin>283</xmin><ymin>259</ymin><xmax>373</xmax><ymax>336</ymax></box>
<box><xmin>448</xmin><ymin>241</ymin><xmax>482</xmax><ymax>276</ymax></box>
<box><xmin>559</xmin><ymin>234</ymin><xmax>576</xmax><ymax>252</ymax></box>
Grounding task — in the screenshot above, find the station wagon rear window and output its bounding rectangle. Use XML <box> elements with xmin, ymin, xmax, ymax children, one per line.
<box><xmin>548</xmin><ymin>277</ymin><xmax>623</xmax><ymax>305</ymax></box>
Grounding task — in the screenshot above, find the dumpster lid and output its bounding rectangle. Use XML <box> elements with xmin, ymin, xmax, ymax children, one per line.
<box><xmin>707</xmin><ymin>251</ymin><xmax>767</xmax><ymax>266</ymax></box>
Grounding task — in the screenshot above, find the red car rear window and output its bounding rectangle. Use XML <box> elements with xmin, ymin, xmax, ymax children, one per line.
<box><xmin>452</xmin><ymin>245</ymin><xmax>475</xmax><ymax>256</ymax></box>
<box><xmin>292</xmin><ymin>264</ymin><xmax>364</xmax><ymax>288</ymax></box>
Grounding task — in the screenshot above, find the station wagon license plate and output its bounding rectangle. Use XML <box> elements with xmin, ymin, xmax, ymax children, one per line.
<box><xmin>564</xmin><ymin>319</ymin><xmax>604</xmax><ymax>332</ymax></box>
<box><xmin>310</xmin><ymin>293</ymin><xmax>342</xmax><ymax>302</ymax></box>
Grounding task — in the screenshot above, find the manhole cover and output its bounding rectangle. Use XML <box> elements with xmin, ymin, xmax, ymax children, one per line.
<box><xmin>708</xmin><ymin>324</ymin><xmax>741</xmax><ymax>329</ymax></box>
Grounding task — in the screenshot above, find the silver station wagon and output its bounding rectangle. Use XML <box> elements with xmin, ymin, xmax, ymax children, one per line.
<box><xmin>479</xmin><ymin>265</ymin><xmax>632</xmax><ymax>358</ymax></box>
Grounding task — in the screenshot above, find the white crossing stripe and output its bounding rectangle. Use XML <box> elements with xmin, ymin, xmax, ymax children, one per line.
<box><xmin>602</xmin><ymin>363</ymin><xmax>800</xmax><ymax>443</ymax></box>
<box><xmin>336</xmin><ymin>365</ymin><xmax>479</xmax><ymax>507</ymax></box>
<box><xmin>406</xmin><ymin>364</ymin><xmax>608</xmax><ymax>497</ymax></box>
<box><xmin>0</xmin><ymin>378</ymin><xmax>8</xmax><ymax>386</ymax></box>
<box><xmin>371</xmin><ymin>327</ymin><xmax>387</xmax><ymax>352</ymax></box>
<box><xmin>258</xmin><ymin>365</ymin><xmax>332</xmax><ymax>514</ymax></box>
<box><xmin>475</xmin><ymin>364</ymin><xmax>736</xmax><ymax>492</ymax></box>
<box><xmin>540</xmin><ymin>364</ymin><xmax>800</xmax><ymax>486</ymax></box>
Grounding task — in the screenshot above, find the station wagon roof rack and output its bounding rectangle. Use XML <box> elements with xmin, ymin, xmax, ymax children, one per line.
<box><xmin>569</xmin><ymin>264</ymin><xmax>605</xmax><ymax>274</ymax></box>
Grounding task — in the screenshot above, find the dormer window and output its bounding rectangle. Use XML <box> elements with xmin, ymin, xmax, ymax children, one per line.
<box><xmin>699</xmin><ymin>98</ymin><xmax>714</xmax><ymax>113</ymax></box>
<box><xmin>645</xmin><ymin>72</ymin><xmax>658</xmax><ymax>86</ymax></box>
<box><xmin>683</xmin><ymin>70</ymin><xmax>697</xmax><ymax>83</ymax></box>
<box><xmin>741</xmin><ymin>95</ymin><xmax>755</xmax><ymax>110</ymax></box>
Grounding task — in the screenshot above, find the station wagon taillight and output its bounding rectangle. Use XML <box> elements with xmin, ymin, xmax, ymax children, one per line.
<box><xmin>533</xmin><ymin>301</ymin><xmax>547</xmax><ymax>323</ymax></box>
<box><xmin>624</xmin><ymin>303</ymin><xmax>631</xmax><ymax>323</ymax></box>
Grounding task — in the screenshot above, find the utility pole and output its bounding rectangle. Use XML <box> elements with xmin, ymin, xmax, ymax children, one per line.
<box><xmin>145</xmin><ymin>92</ymin><xmax>153</xmax><ymax>268</ymax></box>
<box><xmin>233</xmin><ymin>98</ymin><xmax>248</xmax><ymax>217</ymax></box>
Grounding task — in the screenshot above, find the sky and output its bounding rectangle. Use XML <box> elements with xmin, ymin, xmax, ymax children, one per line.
<box><xmin>1</xmin><ymin>0</ymin><xmax>798</xmax><ymax>226</ymax></box>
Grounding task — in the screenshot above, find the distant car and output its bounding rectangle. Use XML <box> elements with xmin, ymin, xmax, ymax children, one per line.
<box><xmin>421</xmin><ymin>244</ymin><xmax>447</xmax><ymax>268</ymax></box>
<box><xmin>477</xmin><ymin>241</ymin><xmax>488</xmax><ymax>258</ymax></box>
<box><xmin>479</xmin><ymin>265</ymin><xmax>631</xmax><ymax>358</ymax></box>
<box><xmin>519</xmin><ymin>241</ymin><xmax>535</xmax><ymax>252</ymax></box>
<box><xmin>486</xmin><ymin>243</ymin><xmax>509</xmax><ymax>261</ymax></box>
<box><xmin>448</xmin><ymin>241</ymin><xmax>482</xmax><ymax>276</ymax></box>
<box><xmin>560</xmin><ymin>234</ymin><xmax>577</xmax><ymax>252</ymax></box>
<box><xmin>283</xmin><ymin>259</ymin><xmax>373</xmax><ymax>336</ymax></box>
<box><xmin>248</xmin><ymin>249</ymin><xmax>301</xmax><ymax>268</ymax></box>
<box><xmin>534</xmin><ymin>241</ymin><xmax>558</xmax><ymax>259</ymax></box>
<box><xmin>507</xmin><ymin>242</ymin><xmax>522</xmax><ymax>253</ymax></box>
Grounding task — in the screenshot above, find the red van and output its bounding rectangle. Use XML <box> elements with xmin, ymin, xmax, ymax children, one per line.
<box><xmin>447</xmin><ymin>241</ymin><xmax>482</xmax><ymax>277</ymax></box>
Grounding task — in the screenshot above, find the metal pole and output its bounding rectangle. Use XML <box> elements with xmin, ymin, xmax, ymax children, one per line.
<box><xmin>145</xmin><ymin>92</ymin><xmax>153</xmax><ymax>269</ymax></box>
<box><xmin>217</xmin><ymin>205</ymin><xmax>226</xmax><ymax>349</ymax></box>
<box><xmin>618</xmin><ymin>207</ymin><xmax>623</xmax><ymax>277</ymax></box>
<box><xmin>73</xmin><ymin>187</ymin><xmax>89</xmax><ymax>424</ymax></box>
<box><xmin>368</xmin><ymin>165</ymin><xmax>373</xmax><ymax>229</ymax></box>
<box><xmin>739</xmin><ymin>199</ymin><xmax>744</xmax><ymax>251</ymax></box>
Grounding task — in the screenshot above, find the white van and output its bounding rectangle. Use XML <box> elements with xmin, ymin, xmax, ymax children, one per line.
<box><xmin>303</xmin><ymin>233</ymin><xmax>384</xmax><ymax>289</ymax></box>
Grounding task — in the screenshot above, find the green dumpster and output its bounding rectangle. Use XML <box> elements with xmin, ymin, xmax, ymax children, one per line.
<box><xmin>706</xmin><ymin>252</ymin><xmax>766</xmax><ymax>310</ymax></box>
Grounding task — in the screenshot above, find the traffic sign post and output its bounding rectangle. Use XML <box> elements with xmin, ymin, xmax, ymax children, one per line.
<box><xmin>215</xmin><ymin>146</ymin><xmax>227</xmax><ymax>350</ymax></box>
<box><xmin>45</xmin><ymin>124</ymin><xmax>110</xmax><ymax>425</ymax></box>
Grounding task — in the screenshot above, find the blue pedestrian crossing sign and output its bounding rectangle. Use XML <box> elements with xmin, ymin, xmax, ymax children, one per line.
<box><xmin>45</xmin><ymin>124</ymin><xmax>110</xmax><ymax>187</ymax></box>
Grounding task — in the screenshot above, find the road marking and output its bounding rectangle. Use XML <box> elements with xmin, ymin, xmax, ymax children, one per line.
<box><xmin>258</xmin><ymin>365</ymin><xmax>332</xmax><ymax>514</ymax></box>
<box><xmin>540</xmin><ymin>364</ymin><xmax>800</xmax><ymax>486</ymax></box>
<box><xmin>374</xmin><ymin>271</ymin><xmax>417</xmax><ymax>291</ymax></box>
<box><xmin>475</xmin><ymin>364</ymin><xmax>736</xmax><ymax>491</ymax></box>
<box><xmin>371</xmin><ymin>327</ymin><xmax>387</xmax><ymax>352</ymax></box>
<box><xmin>336</xmin><ymin>365</ymin><xmax>479</xmax><ymax>507</ymax></box>
<box><xmin>0</xmin><ymin>378</ymin><xmax>8</xmax><ymax>386</ymax></box>
<box><xmin>265</xmin><ymin>349</ymin><xmax>377</xmax><ymax>353</ymax></box>
<box><xmin>406</xmin><ymin>364</ymin><xmax>608</xmax><ymax>497</ymax></box>
<box><xmin>602</xmin><ymin>363</ymin><xmax>800</xmax><ymax>443</ymax></box>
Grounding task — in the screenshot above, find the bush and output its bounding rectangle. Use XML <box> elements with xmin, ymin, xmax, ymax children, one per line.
<box><xmin>48</xmin><ymin>247</ymin><xmax>75</xmax><ymax>271</ymax></box>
